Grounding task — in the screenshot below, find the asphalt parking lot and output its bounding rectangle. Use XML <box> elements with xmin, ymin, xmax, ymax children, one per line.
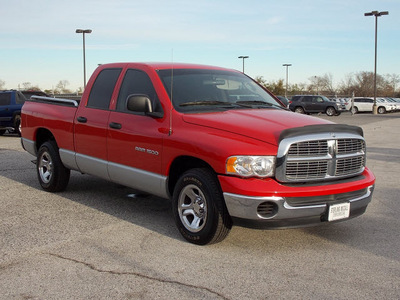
<box><xmin>1</xmin><ymin>112</ymin><xmax>399</xmax><ymax>299</ymax></box>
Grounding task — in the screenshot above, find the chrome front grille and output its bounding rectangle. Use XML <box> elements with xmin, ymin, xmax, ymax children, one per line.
<box><xmin>336</xmin><ymin>156</ymin><xmax>364</xmax><ymax>176</ymax></box>
<box><xmin>288</xmin><ymin>140</ymin><xmax>328</xmax><ymax>156</ymax></box>
<box><xmin>286</xmin><ymin>160</ymin><xmax>328</xmax><ymax>180</ymax></box>
<box><xmin>276</xmin><ymin>132</ymin><xmax>366</xmax><ymax>183</ymax></box>
<box><xmin>337</xmin><ymin>139</ymin><xmax>365</xmax><ymax>154</ymax></box>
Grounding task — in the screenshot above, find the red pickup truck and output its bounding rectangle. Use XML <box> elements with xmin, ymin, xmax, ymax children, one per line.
<box><xmin>21</xmin><ymin>62</ymin><xmax>375</xmax><ymax>245</ymax></box>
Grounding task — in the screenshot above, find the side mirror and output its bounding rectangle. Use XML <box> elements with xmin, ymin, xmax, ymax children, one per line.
<box><xmin>126</xmin><ymin>94</ymin><xmax>153</xmax><ymax>113</ymax></box>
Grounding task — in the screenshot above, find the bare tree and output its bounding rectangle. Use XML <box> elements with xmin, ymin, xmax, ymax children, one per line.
<box><xmin>385</xmin><ymin>73</ymin><xmax>400</xmax><ymax>96</ymax></box>
<box><xmin>307</xmin><ymin>74</ymin><xmax>335</xmax><ymax>95</ymax></box>
<box><xmin>21</xmin><ymin>82</ymin><xmax>33</xmax><ymax>90</ymax></box>
<box><xmin>55</xmin><ymin>80</ymin><xmax>72</xmax><ymax>94</ymax></box>
<box><xmin>0</xmin><ymin>79</ymin><xmax>5</xmax><ymax>89</ymax></box>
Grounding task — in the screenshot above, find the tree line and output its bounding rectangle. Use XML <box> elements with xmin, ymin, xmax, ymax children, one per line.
<box><xmin>256</xmin><ymin>71</ymin><xmax>400</xmax><ymax>98</ymax></box>
<box><xmin>2</xmin><ymin>71</ymin><xmax>399</xmax><ymax>98</ymax></box>
<box><xmin>0</xmin><ymin>80</ymin><xmax>82</xmax><ymax>95</ymax></box>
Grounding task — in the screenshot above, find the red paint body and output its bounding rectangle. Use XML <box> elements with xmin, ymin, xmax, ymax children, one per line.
<box><xmin>21</xmin><ymin>62</ymin><xmax>375</xmax><ymax>224</ymax></box>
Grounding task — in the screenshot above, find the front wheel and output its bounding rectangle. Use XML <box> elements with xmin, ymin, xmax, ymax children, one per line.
<box><xmin>172</xmin><ymin>168</ymin><xmax>232</xmax><ymax>245</ymax></box>
<box><xmin>37</xmin><ymin>141</ymin><xmax>70</xmax><ymax>192</ymax></box>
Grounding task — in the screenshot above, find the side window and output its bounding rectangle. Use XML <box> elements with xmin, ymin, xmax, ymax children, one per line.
<box><xmin>87</xmin><ymin>68</ymin><xmax>122</xmax><ymax>109</ymax></box>
<box><xmin>312</xmin><ymin>97</ymin><xmax>323</xmax><ymax>103</ymax></box>
<box><xmin>302</xmin><ymin>96</ymin><xmax>312</xmax><ymax>103</ymax></box>
<box><xmin>0</xmin><ymin>93</ymin><xmax>11</xmax><ymax>106</ymax></box>
<box><xmin>116</xmin><ymin>69</ymin><xmax>162</xmax><ymax>113</ymax></box>
<box><xmin>367</xmin><ymin>99</ymin><xmax>374</xmax><ymax>103</ymax></box>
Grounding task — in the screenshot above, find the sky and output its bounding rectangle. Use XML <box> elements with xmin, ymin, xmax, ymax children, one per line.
<box><xmin>1</xmin><ymin>0</ymin><xmax>399</xmax><ymax>92</ymax></box>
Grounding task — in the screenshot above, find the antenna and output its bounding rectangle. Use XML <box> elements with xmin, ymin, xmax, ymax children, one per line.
<box><xmin>169</xmin><ymin>49</ymin><xmax>174</xmax><ymax>136</ymax></box>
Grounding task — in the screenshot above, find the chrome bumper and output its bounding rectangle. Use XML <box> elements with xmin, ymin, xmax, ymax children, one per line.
<box><xmin>223</xmin><ymin>185</ymin><xmax>374</xmax><ymax>227</ymax></box>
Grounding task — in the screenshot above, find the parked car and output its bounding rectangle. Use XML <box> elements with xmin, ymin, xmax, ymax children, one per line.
<box><xmin>289</xmin><ymin>95</ymin><xmax>340</xmax><ymax>116</ymax></box>
<box><xmin>351</xmin><ymin>97</ymin><xmax>393</xmax><ymax>114</ymax></box>
<box><xmin>384</xmin><ymin>98</ymin><xmax>400</xmax><ymax>111</ymax></box>
<box><xmin>0</xmin><ymin>90</ymin><xmax>26</xmax><ymax>135</ymax></box>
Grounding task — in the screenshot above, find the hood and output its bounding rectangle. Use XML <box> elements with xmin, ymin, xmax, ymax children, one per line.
<box><xmin>182</xmin><ymin>109</ymin><xmax>333</xmax><ymax>146</ymax></box>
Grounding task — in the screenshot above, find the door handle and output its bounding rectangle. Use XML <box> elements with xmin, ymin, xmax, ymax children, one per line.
<box><xmin>109</xmin><ymin>122</ymin><xmax>122</xmax><ymax>130</ymax></box>
<box><xmin>77</xmin><ymin>116</ymin><xmax>87</xmax><ymax>123</ymax></box>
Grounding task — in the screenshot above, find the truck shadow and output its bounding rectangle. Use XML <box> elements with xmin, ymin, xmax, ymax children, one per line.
<box><xmin>0</xmin><ymin>146</ymin><xmax>181</xmax><ymax>242</ymax></box>
<box><xmin>64</xmin><ymin>172</ymin><xmax>180</xmax><ymax>240</ymax></box>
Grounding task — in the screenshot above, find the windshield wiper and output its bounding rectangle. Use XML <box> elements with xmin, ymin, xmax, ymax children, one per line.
<box><xmin>235</xmin><ymin>100</ymin><xmax>281</xmax><ymax>108</ymax></box>
<box><xmin>180</xmin><ymin>100</ymin><xmax>234</xmax><ymax>107</ymax></box>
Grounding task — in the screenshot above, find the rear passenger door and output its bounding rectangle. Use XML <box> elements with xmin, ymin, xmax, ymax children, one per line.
<box><xmin>74</xmin><ymin>68</ymin><xmax>122</xmax><ymax>179</ymax></box>
<box><xmin>301</xmin><ymin>96</ymin><xmax>313</xmax><ymax>112</ymax></box>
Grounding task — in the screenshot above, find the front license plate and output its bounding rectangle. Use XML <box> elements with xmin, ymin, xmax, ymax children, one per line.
<box><xmin>328</xmin><ymin>202</ymin><xmax>350</xmax><ymax>221</ymax></box>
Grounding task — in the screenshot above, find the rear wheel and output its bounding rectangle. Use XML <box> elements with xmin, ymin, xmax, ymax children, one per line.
<box><xmin>377</xmin><ymin>106</ymin><xmax>386</xmax><ymax>114</ymax></box>
<box><xmin>172</xmin><ymin>168</ymin><xmax>232</xmax><ymax>245</ymax></box>
<box><xmin>326</xmin><ymin>106</ymin><xmax>337</xmax><ymax>116</ymax></box>
<box><xmin>294</xmin><ymin>107</ymin><xmax>305</xmax><ymax>114</ymax></box>
<box><xmin>13</xmin><ymin>115</ymin><xmax>21</xmax><ymax>136</ymax></box>
<box><xmin>37</xmin><ymin>141</ymin><xmax>70</xmax><ymax>192</ymax></box>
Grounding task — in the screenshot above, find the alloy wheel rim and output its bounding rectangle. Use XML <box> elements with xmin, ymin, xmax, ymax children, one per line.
<box><xmin>38</xmin><ymin>152</ymin><xmax>53</xmax><ymax>184</ymax></box>
<box><xmin>178</xmin><ymin>184</ymin><xmax>207</xmax><ymax>232</ymax></box>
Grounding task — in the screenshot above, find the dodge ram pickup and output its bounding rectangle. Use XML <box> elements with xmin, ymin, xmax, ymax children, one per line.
<box><xmin>21</xmin><ymin>62</ymin><xmax>375</xmax><ymax>245</ymax></box>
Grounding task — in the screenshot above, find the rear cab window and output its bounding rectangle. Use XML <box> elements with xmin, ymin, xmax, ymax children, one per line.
<box><xmin>87</xmin><ymin>68</ymin><xmax>122</xmax><ymax>109</ymax></box>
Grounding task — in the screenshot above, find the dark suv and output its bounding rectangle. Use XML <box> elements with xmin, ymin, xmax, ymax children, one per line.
<box><xmin>0</xmin><ymin>90</ymin><xmax>27</xmax><ymax>135</ymax></box>
<box><xmin>289</xmin><ymin>95</ymin><xmax>340</xmax><ymax>116</ymax></box>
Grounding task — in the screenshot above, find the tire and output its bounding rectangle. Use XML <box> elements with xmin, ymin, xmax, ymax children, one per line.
<box><xmin>13</xmin><ymin>115</ymin><xmax>21</xmax><ymax>136</ymax></box>
<box><xmin>294</xmin><ymin>107</ymin><xmax>305</xmax><ymax>114</ymax></box>
<box><xmin>172</xmin><ymin>168</ymin><xmax>232</xmax><ymax>245</ymax></box>
<box><xmin>326</xmin><ymin>106</ymin><xmax>336</xmax><ymax>116</ymax></box>
<box><xmin>352</xmin><ymin>107</ymin><xmax>358</xmax><ymax>114</ymax></box>
<box><xmin>37</xmin><ymin>141</ymin><xmax>70</xmax><ymax>192</ymax></box>
<box><xmin>377</xmin><ymin>106</ymin><xmax>386</xmax><ymax>114</ymax></box>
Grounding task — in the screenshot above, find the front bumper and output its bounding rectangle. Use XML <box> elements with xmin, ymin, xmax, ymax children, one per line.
<box><xmin>223</xmin><ymin>185</ymin><xmax>374</xmax><ymax>228</ymax></box>
<box><xmin>219</xmin><ymin>168</ymin><xmax>375</xmax><ymax>228</ymax></box>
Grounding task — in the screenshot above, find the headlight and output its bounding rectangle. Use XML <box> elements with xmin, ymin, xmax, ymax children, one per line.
<box><xmin>226</xmin><ymin>156</ymin><xmax>275</xmax><ymax>178</ymax></box>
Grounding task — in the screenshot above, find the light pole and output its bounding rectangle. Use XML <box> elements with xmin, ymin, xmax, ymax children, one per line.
<box><xmin>238</xmin><ymin>56</ymin><xmax>249</xmax><ymax>73</ymax></box>
<box><xmin>76</xmin><ymin>29</ymin><xmax>92</xmax><ymax>89</ymax></box>
<box><xmin>364</xmin><ymin>10</ymin><xmax>388</xmax><ymax>114</ymax></box>
<box><xmin>282</xmin><ymin>64</ymin><xmax>292</xmax><ymax>98</ymax></box>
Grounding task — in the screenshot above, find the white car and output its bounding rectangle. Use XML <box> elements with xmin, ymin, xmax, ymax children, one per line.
<box><xmin>349</xmin><ymin>97</ymin><xmax>393</xmax><ymax>114</ymax></box>
<box><xmin>385</xmin><ymin>98</ymin><xmax>400</xmax><ymax>111</ymax></box>
<box><xmin>377</xmin><ymin>98</ymin><xmax>396</xmax><ymax>113</ymax></box>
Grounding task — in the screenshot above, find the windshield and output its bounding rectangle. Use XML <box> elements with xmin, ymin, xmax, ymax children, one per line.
<box><xmin>321</xmin><ymin>96</ymin><xmax>331</xmax><ymax>102</ymax></box>
<box><xmin>157</xmin><ymin>69</ymin><xmax>283</xmax><ymax>113</ymax></box>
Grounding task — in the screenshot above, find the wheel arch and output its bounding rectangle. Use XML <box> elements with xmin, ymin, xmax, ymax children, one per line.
<box><xmin>35</xmin><ymin>128</ymin><xmax>57</xmax><ymax>152</ymax></box>
<box><xmin>167</xmin><ymin>155</ymin><xmax>216</xmax><ymax>198</ymax></box>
